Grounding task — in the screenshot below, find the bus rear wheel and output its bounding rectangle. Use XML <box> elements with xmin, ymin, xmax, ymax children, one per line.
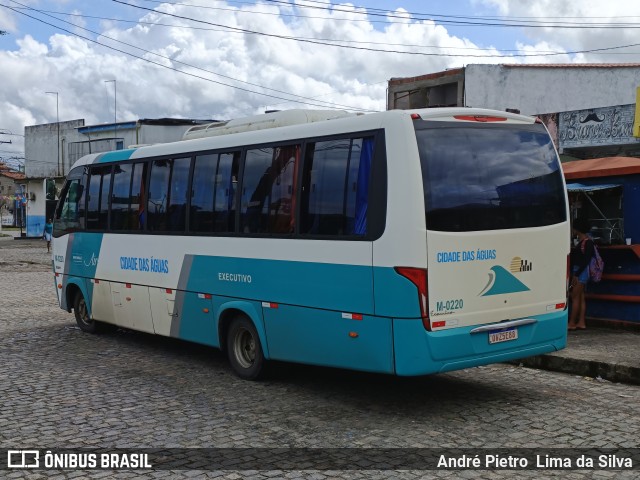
<box><xmin>226</xmin><ymin>316</ymin><xmax>265</xmax><ymax>380</ymax></box>
<box><xmin>74</xmin><ymin>290</ymin><xmax>100</xmax><ymax>334</ymax></box>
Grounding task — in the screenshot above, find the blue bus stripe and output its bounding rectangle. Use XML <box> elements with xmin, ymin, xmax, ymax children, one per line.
<box><xmin>94</xmin><ymin>149</ymin><xmax>137</xmax><ymax>163</ymax></box>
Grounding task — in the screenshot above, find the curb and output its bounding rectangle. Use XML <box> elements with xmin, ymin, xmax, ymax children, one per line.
<box><xmin>517</xmin><ymin>355</ymin><xmax>640</xmax><ymax>386</ymax></box>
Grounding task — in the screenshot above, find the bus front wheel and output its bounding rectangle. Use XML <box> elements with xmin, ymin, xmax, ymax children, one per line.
<box><xmin>73</xmin><ymin>290</ymin><xmax>100</xmax><ymax>334</ymax></box>
<box><xmin>226</xmin><ymin>316</ymin><xmax>265</xmax><ymax>380</ymax></box>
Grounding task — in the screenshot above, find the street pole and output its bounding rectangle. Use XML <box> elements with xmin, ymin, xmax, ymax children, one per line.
<box><xmin>105</xmin><ymin>80</ymin><xmax>116</xmax><ymax>148</ymax></box>
<box><xmin>45</xmin><ymin>92</ymin><xmax>60</xmax><ymax>176</ymax></box>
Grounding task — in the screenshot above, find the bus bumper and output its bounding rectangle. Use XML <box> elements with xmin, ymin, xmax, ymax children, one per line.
<box><xmin>392</xmin><ymin>310</ymin><xmax>568</xmax><ymax>376</ymax></box>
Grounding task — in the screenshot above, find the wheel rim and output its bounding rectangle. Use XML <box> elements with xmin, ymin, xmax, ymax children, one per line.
<box><xmin>233</xmin><ymin>327</ymin><xmax>256</xmax><ymax>369</ymax></box>
<box><xmin>77</xmin><ymin>298</ymin><xmax>91</xmax><ymax>326</ymax></box>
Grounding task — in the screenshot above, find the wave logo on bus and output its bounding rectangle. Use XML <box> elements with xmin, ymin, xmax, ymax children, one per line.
<box><xmin>479</xmin><ymin>265</ymin><xmax>530</xmax><ymax>296</ymax></box>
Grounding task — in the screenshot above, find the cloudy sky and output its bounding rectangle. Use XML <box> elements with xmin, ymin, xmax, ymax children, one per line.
<box><xmin>1</xmin><ymin>0</ymin><xmax>639</xmax><ymax>167</ymax></box>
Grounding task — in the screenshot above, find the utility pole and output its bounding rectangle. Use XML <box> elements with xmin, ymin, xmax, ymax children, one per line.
<box><xmin>105</xmin><ymin>80</ymin><xmax>116</xmax><ymax>148</ymax></box>
<box><xmin>45</xmin><ymin>92</ymin><xmax>61</xmax><ymax>175</ymax></box>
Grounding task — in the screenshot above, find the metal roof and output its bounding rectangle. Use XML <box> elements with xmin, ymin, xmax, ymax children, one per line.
<box><xmin>562</xmin><ymin>157</ymin><xmax>640</xmax><ymax>179</ymax></box>
<box><xmin>566</xmin><ymin>182</ymin><xmax>622</xmax><ymax>192</ymax></box>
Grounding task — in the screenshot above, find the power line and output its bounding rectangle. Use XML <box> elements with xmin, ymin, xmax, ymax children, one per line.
<box><xmin>139</xmin><ymin>0</ymin><xmax>640</xmax><ymax>27</ymax></box>
<box><xmin>6</xmin><ymin>1</ymin><xmax>640</xmax><ymax>61</ymax></box>
<box><xmin>0</xmin><ymin>130</ymin><xmax>24</xmax><ymax>137</ymax></box>
<box><xmin>12</xmin><ymin>6</ymin><xmax>640</xmax><ymax>57</ymax></box>
<box><xmin>2</xmin><ymin>1</ymin><xmax>379</xmax><ymax>112</ymax></box>
<box><xmin>257</xmin><ymin>0</ymin><xmax>640</xmax><ymax>28</ymax></box>
<box><xmin>112</xmin><ymin>0</ymin><xmax>640</xmax><ymax>57</ymax></box>
<box><xmin>230</xmin><ymin>0</ymin><xmax>640</xmax><ymax>23</ymax></box>
<box><xmin>8</xmin><ymin>7</ymin><xmax>567</xmax><ymax>54</ymax></box>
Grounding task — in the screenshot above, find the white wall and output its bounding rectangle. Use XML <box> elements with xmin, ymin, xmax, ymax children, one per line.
<box><xmin>137</xmin><ymin>124</ymin><xmax>195</xmax><ymax>146</ymax></box>
<box><xmin>25</xmin><ymin>120</ymin><xmax>85</xmax><ymax>178</ymax></box>
<box><xmin>25</xmin><ymin>178</ymin><xmax>46</xmax><ymax>237</ymax></box>
<box><xmin>26</xmin><ymin>120</ymin><xmax>197</xmax><ymax>179</ymax></box>
<box><xmin>80</xmin><ymin>124</ymin><xmax>194</xmax><ymax>149</ymax></box>
<box><xmin>465</xmin><ymin>65</ymin><xmax>640</xmax><ymax>115</ymax></box>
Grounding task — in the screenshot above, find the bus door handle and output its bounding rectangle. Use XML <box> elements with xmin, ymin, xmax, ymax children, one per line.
<box><xmin>469</xmin><ymin>318</ymin><xmax>536</xmax><ymax>334</ymax></box>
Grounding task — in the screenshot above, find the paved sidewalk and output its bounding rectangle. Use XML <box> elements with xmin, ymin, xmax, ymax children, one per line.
<box><xmin>0</xmin><ymin>229</ymin><xmax>20</xmax><ymax>238</ymax></box>
<box><xmin>518</xmin><ymin>326</ymin><xmax>640</xmax><ymax>386</ymax></box>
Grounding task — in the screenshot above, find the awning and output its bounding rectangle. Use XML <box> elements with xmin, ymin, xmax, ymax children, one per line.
<box><xmin>562</xmin><ymin>157</ymin><xmax>640</xmax><ymax>180</ymax></box>
<box><xmin>566</xmin><ymin>182</ymin><xmax>621</xmax><ymax>193</ymax></box>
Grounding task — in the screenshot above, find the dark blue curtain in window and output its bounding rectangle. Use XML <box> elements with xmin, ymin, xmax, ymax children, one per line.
<box><xmin>354</xmin><ymin>137</ymin><xmax>373</xmax><ymax>235</ymax></box>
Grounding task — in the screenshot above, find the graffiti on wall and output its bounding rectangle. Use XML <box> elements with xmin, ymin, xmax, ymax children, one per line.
<box><xmin>559</xmin><ymin>104</ymin><xmax>640</xmax><ymax>149</ymax></box>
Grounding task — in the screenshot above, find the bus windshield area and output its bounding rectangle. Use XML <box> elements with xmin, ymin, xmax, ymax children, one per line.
<box><xmin>415</xmin><ymin>122</ymin><xmax>567</xmax><ymax>232</ymax></box>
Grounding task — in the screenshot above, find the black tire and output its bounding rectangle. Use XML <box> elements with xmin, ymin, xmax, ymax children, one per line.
<box><xmin>226</xmin><ymin>316</ymin><xmax>265</xmax><ymax>380</ymax></box>
<box><xmin>73</xmin><ymin>290</ymin><xmax>100</xmax><ymax>333</ymax></box>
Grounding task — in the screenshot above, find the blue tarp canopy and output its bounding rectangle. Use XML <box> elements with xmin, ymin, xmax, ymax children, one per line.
<box><xmin>566</xmin><ymin>182</ymin><xmax>621</xmax><ymax>192</ymax></box>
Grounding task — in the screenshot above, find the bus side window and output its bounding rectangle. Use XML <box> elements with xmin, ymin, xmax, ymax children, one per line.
<box><xmin>111</xmin><ymin>163</ymin><xmax>134</xmax><ymax>231</ymax></box>
<box><xmin>190</xmin><ymin>151</ymin><xmax>240</xmax><ymax>234</ymax></box>
<box><xmin>148</xmin><ymin>159</ymin><xmax>171</xmax><ymax>231</ymax></box>
<box><xmin>240</xmin><ymin>145</ymin><xmax>300</xmax><ymax>235</ymax></box>
<box><xmin>269</xmin><ymin>145</ymin><xmax>300</xmax><ymax>234</ymax></box>
<box><xmin>53</xmin><ymin>168</ymin><xmax>86</xmax><ymax>237</ymax></box>
<box><xmin>147</xmin><ymin>158</ymin><xmax>191</xmax><ymax>232</ymax></box>
<box><xmin>191</xmin><ymin>154</ymin><xmax>217</xmax><ymax>232</ymax></box>
<box><xmin>130</xmin><ymin>162</ymin><xmax>148</xmax><ymax>230</ymax></box>
<box><xmin>86</xmin><ymin>165</ymin><xmax>112</xmax><ymax>231</ymax></box>
<box><xmin>166</xmin><ymin>157</ymin><xmax>191</xmax><ymax>232</ymax></box>
<box><xmin>214</xmin><ymin>152</ymin><xmax>240</xmax><ymax>233</ymax></box>
<box><xmin>241</xmin><ymin>147</ymin><xmax>274</xmax><ymax>234</ymax></box>
<box><xmin>300</xmin><ymin>136</ymin><xmax>373</xmax><ymax>237</ymax></box>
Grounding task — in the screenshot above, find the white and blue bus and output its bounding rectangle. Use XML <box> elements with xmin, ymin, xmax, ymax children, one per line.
<box><xmin>52</xmin><ymin>108</ymin><xmax>570</xmax><ymax>380</ymax></box>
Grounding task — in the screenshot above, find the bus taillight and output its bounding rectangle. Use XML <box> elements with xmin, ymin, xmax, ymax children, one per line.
<box><xmin>453</xmin><ymin>115</ymin><xmax>507</xmax><ymax>122</ymax></box>
<box><xmin>394</xmin><ymin>267</ymin><xmax>430</xmax><ymax>330</ymax></box>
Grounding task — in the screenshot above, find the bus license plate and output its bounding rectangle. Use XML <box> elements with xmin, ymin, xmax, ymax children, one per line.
<box><xmin>489</xmin><ymin>328</ymin><xmax>518</xmax><ymax>344</ymax></box>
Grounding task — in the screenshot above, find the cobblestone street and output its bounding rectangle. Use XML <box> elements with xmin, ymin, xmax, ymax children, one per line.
<box><xmin>1</xmin><ymin>238</ymin><xmax>639</xmax><ymax>479</ymax></box>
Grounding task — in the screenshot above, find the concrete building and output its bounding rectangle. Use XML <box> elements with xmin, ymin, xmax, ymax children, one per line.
<box><xmin>387</xmin><ymin>63</ymin><xmax>640</xmax><ymax>115</ymax></box>
<box><xmin>23</xmin><ymin>117</ymin><xmax>212</xmax><ymax>237</ymax></box>
<box><xmin>387</xmin><ymin>63</ymin><xmax>640</xmax><ymax>160</ymax></box>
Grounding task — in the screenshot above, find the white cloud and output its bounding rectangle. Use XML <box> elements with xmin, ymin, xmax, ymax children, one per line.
<box><xmin>0</xmin><ymin>9</ymin><xmax>18</xmax><ymax>34</ymax></box>
<box><xmin>479</xmin><ymin>0</ymin><xmax>640</xmax><ymax>60</ymax></box>
<box><xmin>68</xmin><ymin>9</ymin><xmax>87</xmax><ymax>37</ymax></box>
<box><xmin>0</xmin><ymin>0</ymin><xmax>639</xmax><ymax>161</ymax></box>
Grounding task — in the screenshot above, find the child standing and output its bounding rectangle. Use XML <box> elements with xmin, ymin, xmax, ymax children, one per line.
<box><xmin>569</xmin><ymin>218</ymin><xmax>594</xmax><ymax>330</ymax></box>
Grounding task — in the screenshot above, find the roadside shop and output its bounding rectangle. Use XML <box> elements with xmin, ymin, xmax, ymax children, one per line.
<box><xmin>563</xmin><ymin>157</ymin><xmax>640</xmax><ymax>326</ymax></box>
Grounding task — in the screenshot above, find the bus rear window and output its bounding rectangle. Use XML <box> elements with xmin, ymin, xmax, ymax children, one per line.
<box><xmin>415</xmin><ymin>122</ymin><xmax>566</xmax><ymax>232</ymax></box>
